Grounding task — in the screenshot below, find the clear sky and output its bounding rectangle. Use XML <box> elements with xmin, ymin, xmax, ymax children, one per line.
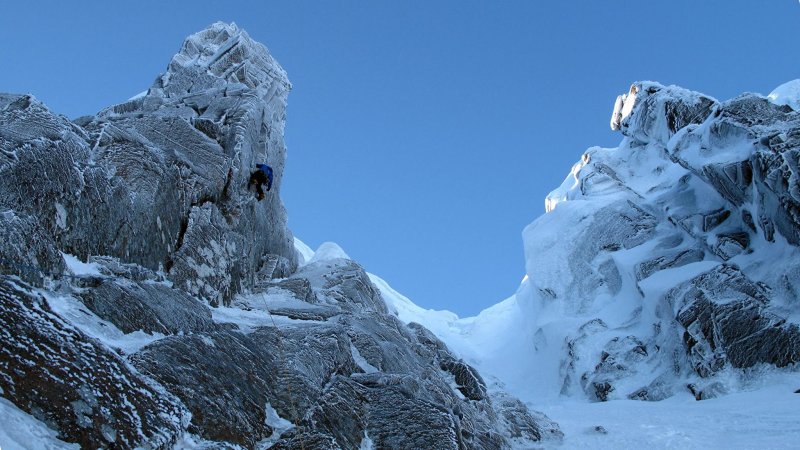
<box><xmin>1</xmin><ymin>1</ymin><xmax>798</xmax><ymax>316</ymax></box>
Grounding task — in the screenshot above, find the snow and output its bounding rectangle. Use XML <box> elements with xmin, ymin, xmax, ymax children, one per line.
<box><xmin>293</xmin><ymin>237</ymin><xmax>315</xmax><ymax>266</ymax></box>
<box><xmin>257</xmin><ymin>403</ymin><xmax>295</xmax><ymax>449</ymax></box>
<box><xmin>350</xmin><ymin>343</ymin><xmax>379</xmax><ymax>374</ymax></box>
<box><xmin>767</xmin><ymin>79</ymin><xmax>800</xmax><ymax>111</ymax></box>
<box><xmin>214</xmin><ymin>292</ymin><xmax>326</xmax><ymax>333</ymax></box>
<box><xmin>309</xmin><ymin>241</ymin><xmax>350</xmax><ymax>263</ymax></box>
<box><xmin>538</xmin><ymin>373</ymin><xmax>800</xmax><ymax>449</ymax></box>
<box><xmin>359</xmin><ymin>431</ymin><xmax>375</xmax><ymax>450</ymax></box>
<box><xmin>366</xmin><ymin>85</ymin><xmax>800</xmax><ymax>443</ymax></box>
<box><xmin>374</xmin><ymin>267</ymin><xmax>800</xmax><ymax>448</ymax></box>
<box><xmin>544</xmin><ymin>155</ymin><xmax>589</xmax><ymax>213</ymax></box>
<box><xmin>0</xmin><ymin>397</ymin><xmax>80</xmax><ymax>450</ymax></box>
<box><xmin>127</xmin><ymin>90</ymin><xmax>148</xmax><ymax>101</ymax></box>
<box><xmin>43</xmin><ymin>291</ymin><xmax>165</xmax><ymax>355</ymax></box>
<box><xmin>61</xmin><ymin>253</ymin><xmax>102</xmax><ymax>276</ymax></box>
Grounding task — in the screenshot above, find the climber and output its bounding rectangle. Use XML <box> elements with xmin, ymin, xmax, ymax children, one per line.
<box><xmin>248</xmin><ymin>163</ymin><xmax>273</xmax><ymax>201</ymax></box>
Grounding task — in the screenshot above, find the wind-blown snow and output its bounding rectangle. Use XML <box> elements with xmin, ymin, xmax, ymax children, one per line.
<box><xmin>768</xmin><ymin>79</ymin><xmax>800</xmax><ymax>111</ymax></box>
<box><xmin>543</xmin><ymin>373</ymin><xmax>800</xmax><ymax>449</ymax></box>
<box><xmin>373</xmin><ymin>270</ymin><xmax>800</xmax><ymax>449</ymax></box>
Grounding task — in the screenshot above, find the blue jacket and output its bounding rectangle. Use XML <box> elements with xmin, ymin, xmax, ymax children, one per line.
<box><xmin>257</xmin><ymin>164</ymin><xmax>274</xmax><ymax>191</ymax></box>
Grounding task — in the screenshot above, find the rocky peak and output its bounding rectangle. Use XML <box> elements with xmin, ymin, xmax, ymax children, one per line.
<box><xmin>158</xmin><ymin>21</ymin><xmax>291</xmax><ymax>100</ymax></box>
<box><xmin>0</xmin><ymin>23</ymin><xmax>559</xmax><ymax>449</ymax></box>
<box><xmin>610</xmin><ymin>81</ymin><xmax>718</xmax><ymax>145</ymax></box>
<box><xmin>517</xmin><ymin>79</ymin><xmax>800</xmax><ymax>403</ymax></box>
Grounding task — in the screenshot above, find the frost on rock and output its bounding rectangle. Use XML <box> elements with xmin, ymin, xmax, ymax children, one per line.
<box><xmin>486</xmin><ymin>79</ymin><xmax>800</xmax><ymax>404</ymax></box>
<box><xmin>0</xmin><ymin>277</ymin><xmax>189</xmax><ymax>449</ymax></box>
<box><xmin>0</xmin><ymin>23</ymin><xmax>556</xmax><ymax>450</ymax></box>
<box><xmin>1</xmin><ymin>20</ymin><xmax>297</xmax><ymax>307</ymax></box>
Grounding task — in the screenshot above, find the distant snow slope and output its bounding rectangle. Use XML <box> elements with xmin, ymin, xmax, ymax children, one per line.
<box><xmin>768</xmin><ymin>79</ymin><xmax>800</xmax><ymax>111</ymax></box>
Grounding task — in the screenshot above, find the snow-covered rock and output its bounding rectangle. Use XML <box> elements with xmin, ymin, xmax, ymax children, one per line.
<box><xmin>410</xmin><ymin>80</ymin><xmax>800</xmax><ymax>408</ymax></box>
<box><xmin>519</xmin><ymin>81</ymin><xmax>800</xmax><ymax>402</ymax></box>
<box><xmin>0</xmin><ymin>23</ymin><xmax>558</xmax><ymax>449</ymax></box>
<box><xmin>1</xmin><ymin>21</ymin><xmax>297</xmax><ymax>306</ymax></box>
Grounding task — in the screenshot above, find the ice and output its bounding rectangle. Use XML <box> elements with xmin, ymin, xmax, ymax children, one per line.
<box><xmin>359</xmin><ymin>431</ymin><xmax>375</xmax><ymax>450</ymax></box>
<box><xmin>257</xmin><ymin>403</ymin><xmax>295</xmax><ymax>448</ymax></box>
<box><xmin>350</xmin><ymin>343</ymin><xmax>379</xmax><ymax>374</ymax></box>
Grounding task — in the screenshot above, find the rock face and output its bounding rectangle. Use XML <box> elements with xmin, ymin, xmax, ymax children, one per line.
<box><xmin>0</xmin><ymin>23</ymin><xmax>558</xmax><ymax>449</ymax></box>
<box><xmin>1</xmin><ymin>22</ymin><xmax>296</xmax><ymax>306</ymax></box>
<box><xmin>516</xmin><ymin>80</ymin><xmax>800</xmax><ymax>402</ymax></box>
<box><xmin>0</xmin><ymin>277</ymin><xmax>189</xmax><ymax>449</ymax></box>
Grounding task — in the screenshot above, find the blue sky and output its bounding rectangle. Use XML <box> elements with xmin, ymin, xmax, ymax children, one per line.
<box><xmin>2</xmin><ymin>1</ymin><xmax>798</xmax><ymax>316</ymax></box>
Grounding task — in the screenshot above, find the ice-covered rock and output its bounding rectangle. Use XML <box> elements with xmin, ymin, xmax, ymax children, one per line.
<box><xmin>1</xmin><ymin>22</ymin><xmax>296</xmax><ymax>307</ymax></box>
<box><xmin>0</xmin><ymin>23</ymin><xmax>557</xmax><ymax>449</ymax></box>
<box><xmin>511</xmin><ymin>80</ymin><xmax>800</xmax><ymax>402</ymax></box>
<box><xmin>408</xmin><ymin>79</ymin><xmax>800</xmax><ymax>409</ymax></box>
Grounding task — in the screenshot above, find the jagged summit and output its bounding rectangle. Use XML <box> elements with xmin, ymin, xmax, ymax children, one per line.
<box><xmin>160</xmin><ymin>22</ymin><xmax>291</xmax><ymax>98</ymax></box>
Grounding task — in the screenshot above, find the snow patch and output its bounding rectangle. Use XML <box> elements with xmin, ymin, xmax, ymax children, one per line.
<box><xmin>61</xmin><ymin>253</ymin><xmax>102</xmax><ymax>276</ymax></box>
<box><xmin>258</xmin><ymin>403</ymin><xmax>294</xmax><ymax>448</ymax></box>
<box><xmin>54</xmin><ymin>202</ymin><xmax>67</xmax><ymax>230</ymax></box>
<box><xmin>350</xmin><ymin>343</ymin><xmax>379</xmax><ymax>374</ymax></box>
<box><xmin>544</xmin><ymin>153</ymin><xmax>591</xmax><ymax>213</ymax></box>
<box><xmin>0</xmin><ymin>397</ymin><xmax>80</xmax><ymax>449</ymax></box>
<box><xmin>359</xmin><ymin>431</ymin><xmax>375</xmax><ymax>450</ymax></box>
<box><xmin>309</xmin><ymin>242</ymin><xmax>350</xmax><ymax>263</ymax></box>
<box><xmin>127</xmin><ymin>90</ymin><xmax>148</xmax><ymax>101</ymax></box>
<box><xmin>43</xmin><ymin>292</ymin><xmax>165</xmax><ymax>354</ymax></box>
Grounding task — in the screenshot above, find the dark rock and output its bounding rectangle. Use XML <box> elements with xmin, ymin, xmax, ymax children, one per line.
<box><xmin>493</xmin><ymin>393</ymin><xmax>564</xmax><ymax>442</ymax></box>
<box><xmin>593</xmin><ymin>381</ymin><xmax>614</xmax><ymax>402</ymax></box>
<box><xmin>635</xmin><ymin>248</ymin><xmax>704</xmax><ymax>281</ymax></box>
<box><xmin>256</xmin><ymin>277</ymin><xmax>318</xmax><ymax>303</ymax></box>
<box><xmin>130</xmin><ymin>329</ymin><xmax>280</xmax><ymax>448</ymax></box>
<box><xmin>76</xmin><ymin>276</ymin><xmax>216</xmax><ymax>335</ymax></box>
<box><xmin>668</xmin><ymin>265</ymin><xmax>800</xmax><ymax>376</ymax></box>
<box><xmin>0</xmin><ymin>209</ymin><xmax>65</xmax><ymax>286</ymax></box>
<box><xmin>0</xmin><ymin>277</ymin><xmax>188</xmax><ymax>449</ymax></box>
<box><xmin>713</xmin><ymin>232</ymin><xmax>750</xmax><ymax>260</ymax></box>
